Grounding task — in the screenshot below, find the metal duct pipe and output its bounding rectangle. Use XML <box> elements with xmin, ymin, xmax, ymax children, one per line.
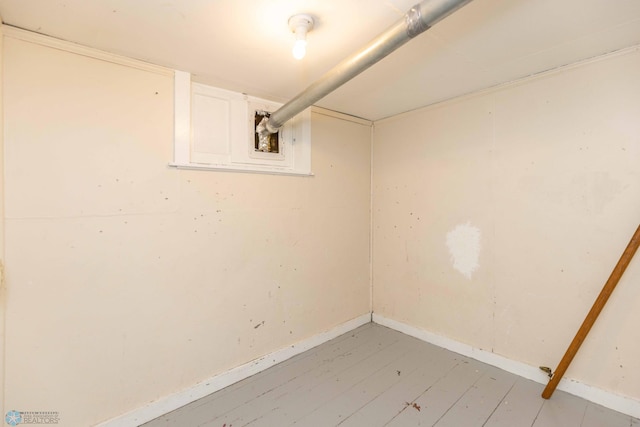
<box><xmin>260</xmin><ymin>0</ymin><xmax>473</xmax><ymax>136</ymax></box>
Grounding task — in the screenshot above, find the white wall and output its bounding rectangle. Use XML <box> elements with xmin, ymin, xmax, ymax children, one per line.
<box><xmin>0</xmin><ymin>23</ymin><xmax>6</xmax><ymax>420</ymax></box>
<box><xmin>373</xmin><ymin>47</ymin><xmax>640</xmax><ymax>403</ymax></box>
<box><xmin>2</xmin><ymin>34</ymin><xmax>371</xmax><ymax>426</ymax></box>
<box><xmin>4</xmin><ymin>20</ymin><xmax>640</xmax><ymax>426</ymax></box>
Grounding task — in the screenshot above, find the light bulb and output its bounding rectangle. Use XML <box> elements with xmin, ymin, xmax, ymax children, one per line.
<box><xmin>293</xmin><ymin>39</ymin><xmax>307</xmax><ymax>60</ymax></box>
<box><xmin>288</xmin><ymin>14</ymin><xmax>313</xmax><ymax>60</ymax></box>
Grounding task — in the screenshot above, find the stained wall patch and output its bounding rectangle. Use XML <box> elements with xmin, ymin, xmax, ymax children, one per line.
<box><xmin>446</xmin><ymin>222</ymin><xmax>481</xmax><ymax>279</ymax></box>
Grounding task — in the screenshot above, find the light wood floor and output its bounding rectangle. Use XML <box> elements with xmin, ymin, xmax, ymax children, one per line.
<box><xmin>143</xmin><ymin>323</ymin><xmax>639</xmax><ymax>427</ymax></box>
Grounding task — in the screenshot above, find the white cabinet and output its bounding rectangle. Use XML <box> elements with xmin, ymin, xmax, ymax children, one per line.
<box><xmin>171</xmin><ymin>71</ymin><xmax>311</xmax><ymax>176</ymax></box>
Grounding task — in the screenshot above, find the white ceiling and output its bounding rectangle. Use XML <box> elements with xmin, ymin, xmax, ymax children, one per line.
<box><xmin>1</xmin><ymin>0</ymin><xmax>640</xmax><ymax>121</ymax></box>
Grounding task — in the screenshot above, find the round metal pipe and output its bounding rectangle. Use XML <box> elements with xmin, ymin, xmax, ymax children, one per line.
<box><xmin>265</xmin><ymin>0</ymin><xmax>473</xmax><ymax>133</ymax></box>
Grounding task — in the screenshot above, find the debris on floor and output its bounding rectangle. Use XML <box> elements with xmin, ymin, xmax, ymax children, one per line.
<box><xmin>405</xmin><ymin>401</ymin><xmax>421</xmax><ymax>411</ymax></box>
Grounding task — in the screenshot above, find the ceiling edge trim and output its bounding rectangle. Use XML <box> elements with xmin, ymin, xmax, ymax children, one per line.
<box><xmin>375</xmin><ymin>43</ymin><xmax>640</xmax><ymax>125</ymax></box>
<box><xmin>1</xmin><ymin>24</ymin><xmax>173</xmax><ymax>76</ymax></box>
<box><xmin>311</xmin><ymin>106</ymin><xmax>373</xmax><ymax>126</ymax></box>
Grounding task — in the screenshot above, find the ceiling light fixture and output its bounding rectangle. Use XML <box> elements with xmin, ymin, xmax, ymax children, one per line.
<box><xmin>288</xmin><ymin>14</ymin><xmax>314</xmax><ymax>60</ymax></box>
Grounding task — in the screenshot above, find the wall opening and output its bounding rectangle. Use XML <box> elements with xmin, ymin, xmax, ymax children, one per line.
<box><xmin>254</xmin><ymin>111</ymin><xmax>280</xmax><ymax>153</ymax></box>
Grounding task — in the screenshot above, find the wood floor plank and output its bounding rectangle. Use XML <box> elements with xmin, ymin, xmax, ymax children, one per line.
<box><xmin>532</xmin><ymin>392</ymin><xmax>588</xmax><ymax>427</ymax></box>
<box><xmin>483</xmin><ymin>377</ymin><xmax>545</xmax><ymax>427</ymax></box>
<box><xmin>337</xmin><ymin>342</ymin><xmax>458</xmax><ymax>427</ymax></box>
<box><xmin>293</xmin><ymin>345</ymin><xmax>430</xmax><ymax>426</ymax></box>
<box><xmin>385</xmin><ymin>357</ymin><xmax>489</xmax><ymax>426</ymax></box>
<box><xmin>581</xmin><ymin>403</ymin><xmax>632</xmax><ymax>427</ymax></box>
<box><xmin>231</xmin><ymin>331</ymin><xmax>422</xmax><ymax>426</ymax></box>
<box><xmin>210</xmin><ymin>327</ymin><xmax>404</xmax><ymax>426</ymax></box>
<box><xmin>432</xmin><ymin>366</ymin><xmax>517</xmax><ymax>427</ymax></box>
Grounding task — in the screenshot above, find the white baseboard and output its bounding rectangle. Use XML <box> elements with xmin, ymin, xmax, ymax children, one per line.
<box><xmin>98</xmin><ymin>312</ymin><xmax>372</xmax><ymax>427</ymax></box>
<box><xmin>372</xmin><ymin>313</ymin><xmax>640</xmax><ymax>419</ymax></box>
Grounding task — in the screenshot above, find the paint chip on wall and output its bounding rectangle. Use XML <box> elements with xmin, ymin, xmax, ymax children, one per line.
<box><xmin>446</xmin><ymin>222</ymin><xmax>481</xmax><ymax>279</ymax></box>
